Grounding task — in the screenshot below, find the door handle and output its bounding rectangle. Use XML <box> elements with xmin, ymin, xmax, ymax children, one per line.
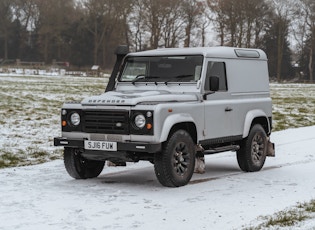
<box><xmin>225</xmin><ymin>107</ymin><xmax>233</xmax><ymax>112</ymax></box>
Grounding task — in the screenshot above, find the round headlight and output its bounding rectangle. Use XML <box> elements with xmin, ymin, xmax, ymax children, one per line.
<box><xmin>70</xmin><ymin>112</ymin><xmax>80</xmax><ymax>126</ymax></box>
<box><xmin>134</xmin><ymin>114</ymin><xmax>146</xmax><ymax>129</ymax></box>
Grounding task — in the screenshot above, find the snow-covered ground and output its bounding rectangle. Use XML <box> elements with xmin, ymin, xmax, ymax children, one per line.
<box><xmin>1</xmin><ymin>125</ymin><xmax>315</xmax><ymax>230</ymax></box>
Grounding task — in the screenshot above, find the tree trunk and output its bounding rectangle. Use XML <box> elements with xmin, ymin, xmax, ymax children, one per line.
<box><xmin>184</xmin><ymin>26</ymin><xmax>191</xmax><ymax>47</ymax></box>
<box><xmin>219</xmin><ymin>22</ymin><xmax>224</xmax><ymax>46</ymax></box>
<box><xmin>309</xmin><ymin>47</ymin><xmax>313</xmax><ymax>83</ymax></box>
<box><xmin>276</xmin><ymin>22</ymin><xmax>284</xmax><ymax>82</ymax></box>
<box><xmin>44</xmin><ymin>35</ymin><xmax>48</xmax><ymax>63</ymax></box>
<box><xmin>237</xmin><ymin>23</ymin><xmax>243</xmax><ymax>47</ymax></box>
<box><xmin>201</xmin><ymin>25</ymin><xmax>206</xmax><ymax>47</ymax></box>
<box><xmin>93</xmin><ymin>19</ymin><xmax>98</xmax><ymax>65</ymax></box>
<box><xmin>4</xmin><ymin>32</ymin><xmax>8</xmax><ymax>59</ymax></box>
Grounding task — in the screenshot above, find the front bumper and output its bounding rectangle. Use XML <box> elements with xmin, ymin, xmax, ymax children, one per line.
<box><xmin>54</xmin><ymin>137</ymin><xmax>162</xmax><ymax>153</ymax></box>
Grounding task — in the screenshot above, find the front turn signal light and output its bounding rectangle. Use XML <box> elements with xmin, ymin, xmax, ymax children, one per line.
<box><xmin>62</xmin><ymin>120</ymin><xmax>67</xmax><ymax>127</ymax></box>
<box><xmin>146</xmin><ymin>123</ymin><xmax>152</xmax><ymax>130</ymax></box>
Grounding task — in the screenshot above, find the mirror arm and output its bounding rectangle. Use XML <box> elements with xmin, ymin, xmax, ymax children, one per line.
<box><xmin>203</xmin><ymin>91</ymin><xmax>215</xmax><ymax>100</ymax></box>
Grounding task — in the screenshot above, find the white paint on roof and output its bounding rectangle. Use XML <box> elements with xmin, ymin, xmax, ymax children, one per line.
<box><xmin>128</xmin><ymin>46</ymin><xmax>267</xmax><ymax>60</ymax></box>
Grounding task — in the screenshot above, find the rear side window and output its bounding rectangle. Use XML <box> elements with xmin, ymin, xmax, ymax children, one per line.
<box><xmin>205</xmin><ymin>62</ymin><xmax>227</xmax><ymax>91</ymax></box>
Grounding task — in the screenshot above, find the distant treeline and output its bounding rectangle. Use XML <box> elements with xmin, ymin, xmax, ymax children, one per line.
<box><xmin>0</xmin><ymin>0</ymin><xmax>314</xmax><ymax>82</ymax></box>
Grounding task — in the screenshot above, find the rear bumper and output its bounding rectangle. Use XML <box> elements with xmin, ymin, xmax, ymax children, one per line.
<box><xmin>54</xmin><ymin>137</ymin><xmax>162</xmax><ymax>153</ymax></box>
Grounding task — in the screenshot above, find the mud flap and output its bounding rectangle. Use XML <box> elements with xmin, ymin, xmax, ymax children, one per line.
<box><xmin>266</xmin><ymin>138</ymin><xmax>275</xmax><ymax>157</ymax></box>
<box><xmin>194</xmin><ymin>144</ymin><xmax>205</xmax><ymax>174</ymax></box>
<box><xmin>194</xmin><ymin>156</ymin><xmax>205</xmax><ymax>174</ymax></box>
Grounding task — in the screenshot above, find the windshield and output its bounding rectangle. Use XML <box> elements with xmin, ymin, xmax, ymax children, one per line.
<box><xmin>119</xmin><ymin>55</ymin><xmax>203</xmax><ymax>83</ymax></box>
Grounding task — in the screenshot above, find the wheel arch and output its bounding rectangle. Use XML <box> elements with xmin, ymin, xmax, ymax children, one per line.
<box><xmin>168</xmin><ymin>123</ymin><xmax>197</xmax><ymax>143</ymax></box>
<box><xmin>243</xmin><ymin>110</ymin><xmax>271</xmax><ymax>138</ymax></box>
<box><xmin>159</xmin><ymin>114</ymin><xmax>197</xmax><ymax>143</ymax></box>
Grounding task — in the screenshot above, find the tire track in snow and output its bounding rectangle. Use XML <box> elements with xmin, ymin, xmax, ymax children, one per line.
<box><xmin>190</xmin><ymin>158</ymin><xmax>315</xmax><ymax>185</ymax></box>
<box><xmin>190</xmin><ymin>136</ymin><xmax>315</xmax><ymax>185</ymax></box>
<box><xmin>275</xmin><ymin>137</ymin><xmax>315</xmax><ymax>147</ymax></box>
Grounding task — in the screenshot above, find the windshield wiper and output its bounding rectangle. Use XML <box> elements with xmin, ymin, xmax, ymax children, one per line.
<box><xmin>131</xmin><ymin>75</ymin><xmax>145</xmax><ymax>84</ymax></box>
<box><xmin>174</xmin><ymin>74</ymin><xmax>194</xmax><ymax>79</ymax></box>
<box><xmin>131</xmin><ymin>75</ymin><xmax>159</xmax><ymax>85</ymax></box>
<box><xmin>164</xmin><ymin>74</ymin><xmax>194</xmax><ymax>84</ymax></box>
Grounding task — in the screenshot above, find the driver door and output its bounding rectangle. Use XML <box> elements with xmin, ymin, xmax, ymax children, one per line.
<box><xmin>203</xmin><ymin>60</ymin><xmax>236</xmax><ymax>140</ymax></box>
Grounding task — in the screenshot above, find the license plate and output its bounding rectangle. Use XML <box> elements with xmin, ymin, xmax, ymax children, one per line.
<box><xmin>84</xmin><ymin>140</ymin><xmax>117</xmax><ymax>151</ymax></box>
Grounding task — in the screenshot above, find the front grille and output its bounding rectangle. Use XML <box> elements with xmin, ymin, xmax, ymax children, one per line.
<box><xmin>83</xmin><ymin>110</ymin><xmax>129</xmax><ymax>134</ymax></box>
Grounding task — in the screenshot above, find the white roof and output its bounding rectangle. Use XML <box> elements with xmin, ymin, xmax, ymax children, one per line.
<box><xmin>128</xmin><ymin>46</ymin><xmax>267</xmax><ymax>60</ymax></box>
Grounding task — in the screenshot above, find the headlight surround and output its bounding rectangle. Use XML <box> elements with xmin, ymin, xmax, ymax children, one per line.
<box><xmin>61</xmin><ymin>109</ymin><xmax>82</xmax><ymax>132</ymax></box>
<box><xmin>134</xmin><ymin>114</ymin><xmax>146</xmax><ymax>129</ymax></box>
<box><xmin>70</xmin><ymin>112</ymin><xmax>81</xmax><ymax>126</ymax></box>
<box><xmin>130</xmin><ymin>110</ymin><xmax>154</xmax><ymax>135</ymax></box>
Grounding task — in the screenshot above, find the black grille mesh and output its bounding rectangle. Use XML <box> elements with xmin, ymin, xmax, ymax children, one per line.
<box><xmin>83</xmin><ymin>110</ymin><xmax>129</xmax><ymax>134</ymax></box>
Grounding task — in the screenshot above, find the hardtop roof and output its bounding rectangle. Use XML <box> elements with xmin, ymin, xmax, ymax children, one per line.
<box><xmin>127</xmin><ymin>46</ymin><xmax>267</xmax><ymax>60</ymax></box>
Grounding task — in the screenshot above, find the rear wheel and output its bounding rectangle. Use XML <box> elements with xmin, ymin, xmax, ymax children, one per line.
<box><xmin>154</xmin><ymin>130</ymin><xmax>195</xmax><ymax>187</ymax></box>
<box><xmin>64</xmin><ymin>148</ymin><xmax>105</xmax><ymax>179</ymax></box>
<box><xmin>237</xmin><ymin>124</ymin><xmax>267</xmax><ymax>172</ymax></box>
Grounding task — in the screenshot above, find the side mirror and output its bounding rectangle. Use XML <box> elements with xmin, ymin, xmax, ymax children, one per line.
<box><xmin>209</xmin><ymin>76</ymin><xmax>219</xmax><ymax>91</ymax></box>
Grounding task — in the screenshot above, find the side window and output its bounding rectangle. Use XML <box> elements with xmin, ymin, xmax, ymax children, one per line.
<box><xmin>205</xmin><ymin>62</ymin><xmax>227</xmax><ymax>91</ymax></box>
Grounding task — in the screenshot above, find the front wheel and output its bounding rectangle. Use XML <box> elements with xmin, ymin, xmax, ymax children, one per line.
<box><xmin>64</xmin><ymin>148</ymin><xmax>105</xmax><ymax>179</ymax></box>
<box><xmin>237</xmin><ymin>124</ymin><xmax>267</xmax><ymax>172</ymax></box>
<box><xmin>154</xmin><ymin>130</ymin><xmax>196</xmax><ymax>187</ymax></box>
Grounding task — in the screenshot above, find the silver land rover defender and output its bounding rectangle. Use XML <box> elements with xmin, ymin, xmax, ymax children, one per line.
<box><xmin>54</xmin><ymin>46</ymin><xmax>275</xmax><ymax>187</ymax></box>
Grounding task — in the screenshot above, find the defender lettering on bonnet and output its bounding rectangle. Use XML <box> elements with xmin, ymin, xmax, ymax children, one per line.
<box><xmin>54</xmin><ymin>46</ymin><xmax>275</xmax><ymax>187</ymax></box>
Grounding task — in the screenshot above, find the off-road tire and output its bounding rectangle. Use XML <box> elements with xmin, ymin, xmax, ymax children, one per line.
<box><xmin>237</xmin><ymin>124</ymin><xmax>267</xmax><ymax>172</ymax></box>
<box><xmin>64</xmin><ymin>148</ymin><xmax>105</xmax><ymax>179</ymax></box>
<box><xmin>154</xmin><ymin>130</ymin><xmax>195</xmax><ymax>187</ymax></box>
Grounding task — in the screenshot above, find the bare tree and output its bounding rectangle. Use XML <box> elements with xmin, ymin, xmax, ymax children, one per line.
<box><xmin>207</xmin><ymin>0</ymin><xmax>225</xmax><ymax>46</ymax></box>
<box><xmin>208</xmin><ymin>0</ymin><xmax>250</xmax><ymax>46</ymax></box>
<box><xmin>34</xmin><ymin>0</ymin><xmax>76</xmax><ymax>63</ymax></box>
<box><xmin>11</xmin><ymin>0</ymin><xmax>38</xmax><ymax>58</ymax></box>
<box><xmin>14</xmin><ymin>0</ymin><xmax>38</xmax><ymax>31</ymax></box>
<box><xmin>268</xmin><ymin>0</ymin><xmax>293</xmax><ymax>82</ymax></box>
<box><xmin>243</xmin><ymin>0</ymin><xmax>270</xmax><ymax>48</ymax></box>
<box><xmin>141</xmin><ymin>0</ymin><xmax>169</xmax><ymax>49</ymax></box>
<box><xmin>83</xmin><ymin>0</ymin><xmax>109</xmax><ymax>65</ymax></box>
<box><xmin>182</xmin><ymin>0</ymin><xmax>206</xmax><ymax>47</ymax></box>
<box><xmin>208</xmin><ymin>0</ymin><xmax>271</xmax><ymax>48</ymax></box>
<box><xmin>161</xmin><ymin>0</ymin><xmax>186</xmax><ymax>48</ymax></box>
<box><xmin>83</xmin><ymin>0</ymin><xmax>131</xmax><ymax>66</ymax></box>
<box><xmin>130</xmin><ymin>0</ymin><xmax>149</xmax><ymax>51</ymax></box>
<box><xmin>200</xmin><ymin>15</ymin><xmax>211</xmax><ymax>47</ymax></box>
<box><xmin>133</xmin><ymin>0</ymin><xmax>189</xmax><ymax>49</ymax></box>
<box><xmin>296</xmin><ymin>0</ymin><xmax>315</xmax><ymax>82</ymax></box>
<box><xmin>0</xmin><ymin>0</ymin><xmax>14</xmax><ymax>59</ymax></box>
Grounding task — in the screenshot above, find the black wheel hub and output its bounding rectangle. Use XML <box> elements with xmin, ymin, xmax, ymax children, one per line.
<box><xmin>251</xmin><ymin>134</ymin><xmax>265</xmax><ymax>166</ymax></box>
<box><xmin>173</xmin><ymin>142</ymin><xmax>190</xmax><ymax>176</ymax></box>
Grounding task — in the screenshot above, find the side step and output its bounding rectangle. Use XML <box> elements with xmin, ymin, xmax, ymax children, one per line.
<box><xmin>201</xmin><ymin>145</ymin><xmax>240</xmax><ymax>154</ymax></box>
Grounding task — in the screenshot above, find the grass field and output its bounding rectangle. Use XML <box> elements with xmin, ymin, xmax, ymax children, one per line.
<box><xmin>271</xmin><ymin>84</ymin><xmax>315</xmax><ymax>131</ymax></box>
<box><xmin>1</xmin><ymin>74</ymin><xmax>315</xmax><ymax>168</ymax></box>
<box><xmin>0</xmin><ymin>75</ymin><xmax>106</xmax><ymax>168</ymax></box>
